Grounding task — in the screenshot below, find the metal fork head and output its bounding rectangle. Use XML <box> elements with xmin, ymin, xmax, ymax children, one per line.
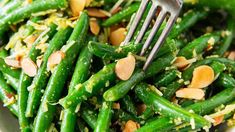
<box><xmin>122</xmin><ymin>0</ymin><xmax>183</xmax><ymax>70</ymax></box>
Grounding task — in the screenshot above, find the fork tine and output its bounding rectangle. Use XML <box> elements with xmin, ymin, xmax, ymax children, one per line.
<box><xmin>122</xmin><ymin>0</ymin><xmax>149</xmax><ymax>46</ymax></box>
<box><xmin>135</xmin><ymin>3</ymin><xmax>158</xmax><ymax>44</ymax></box>
<box><xmin>140</xmin><ymin>10</ymin><xmax>167</xmax><ymax>56</ymax></box>
<box><xmin>143</xmin><ymin>16</ymin><xmax>176</xmax><ymax>70</ymax></box>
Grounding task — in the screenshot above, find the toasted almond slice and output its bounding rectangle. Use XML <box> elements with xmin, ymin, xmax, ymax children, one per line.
<box><xmin>213</xmin><ymin>115</ymin><xmax>224</xmax><ymax>126</ymax></box>
<box><xmin>112</xmin><ymin>103</ymin><xmax>120</xmax><ymax>109</ymax></box>
<box><xmin>89</xmin><ymin>18</ymin><xmax>100</xmax><ymax>35</ymax></box>
<box><xmin>47</xmin><ymin>51</ymin><xmax>65</xmax><ymax>70</ymax></box>
<box><xmin>110</xmin><ymin>27</ymin><xmax>126</xmax><ymax>46</ymax></box>
<box><xmin>123</xmin><ymin>120</ymin><xmax>140</xmax><ymax>132</ymax></box>
<box><xmin>23</xmin><ymin>34</ymin><xmax>38</xmax><ymax>47</ymax></box>
<box><xmin>188</xmin><ymin>65</ymin><xmax>215</xmax><ymax>88</ymax></box>
<box><xmin>4</xmin><ymin>57</ymin><xmax>21</xmax><ymax>68</ymax></box>
<box><xmin>21</xmin><ymin>58</ymin><xmax>38</xmax><ymax>77</ymax></box>
<box><xmin>173</xmin><ymin>56</ymin><xmax>196</xmax><ymax>69</ymax></box>
<box><xmin>176</xmin><ymin>88</ymin><xmax>205</xmax><ymax>100</ymax></box>
<box><xmin>115</xmin><ymin>54</ymin><xmax>136</xmax><ymax>81</ymax></box>
<box><xmin>111</xmin><ymin>6</ymin><xmax>122</xmax><ymax>14</ymax></box>
<box><xmin>87</xmin><ymin>8</ymin><xmax>110</xmax><ymax>18</ymax></box>
<box><xmin>70</xmin><ymin>0</ymin><xmax>86</xmax><ymax>16</ymax></box>
<box><xmin>228</xmin><ymin>51</ymin><xmax>235</xmax><ymax>61</ymax></box>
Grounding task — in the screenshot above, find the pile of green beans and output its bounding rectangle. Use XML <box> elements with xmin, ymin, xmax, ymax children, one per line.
<box><xmin>0</xmin><ymin>0</ymin><xmax>235</xmax><ymax>132</ymax></box>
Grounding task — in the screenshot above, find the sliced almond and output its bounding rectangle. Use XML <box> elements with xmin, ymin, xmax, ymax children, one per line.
<box><xmin>188</xmin><ymin>65</ymin><xmax>215</xmax><ymax>88</ymax></box>
<box><xmin>113</xmin><ymin>103</ymin><xmax>120</xmax><ymax>109</ymax></box>
<box><xmin>110</xmin><ymin>27</ymin><xmax>126</xmax><ymax>46</ymax></box>
<box><xmin>70</xmin><ymin>0</ymin><xmax>86</xmax><ymax>16</ymax></box>
<box><xmin>111</xmin><ymin>7</ymin><xmax>122</xmax><ymax>14</ymax></box>
<box><xmin>89</xmin><ymin>18</ymin><xmax>100</xmax><ymax>35</ymax></box>
<box><xmin>123</xmin><ymin>120</ymin><xmax>140</xmax><ymax>132</ymax></box>
<box><xmin>21</xmin><ymin>58</ymin><xmax>38</xmax><ymax>77</ymax></box>
<box><xmin>115</xmin><ymin>54</ymin><xmax>136</xmax><ymax>81</ymax></box>
<box><xmin>4</xmin><ymin>57</ymin><xmax>21</xmax><ymax>68</ymax></box>
<box><xmin>228</xmin><ymin>51</ymin><xmax>235</xmax><ymax>61</ymax></box>
<box><xmin>173</xmin><ymin>56</ymin><xmax>196</xmax><ymax>69</ymax></box>
<box><xmin>176</xmin><ymin>88</ymin><xmax>205</xmax><ymax>100</ymax></box>
<box><xmin>47</xmin><ymin>51</ymin><xmax>65</xmax><ymax>71</ymax></box>
<box><xmin>87</xmin><ymin>8</ymin><xmax>110</xmax><ymax>18</ymax></box>
<box><xmin>213</xmin><ymin>115</ymin><xmax>224</xmax><ymax>126</ymax></box>
<box><xmin>23</xmin><ymin>34</ymin><xmax>38</xmax><ymax>48</ymax></box>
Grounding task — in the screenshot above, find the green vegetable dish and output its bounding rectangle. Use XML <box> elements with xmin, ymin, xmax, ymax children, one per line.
<box><xmin>0</xmin><ymin>0</ymin><xmax>235</xmax><ymax>131</ymax></box>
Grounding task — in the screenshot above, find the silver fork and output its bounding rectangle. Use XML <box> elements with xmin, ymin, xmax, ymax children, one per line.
<box><xmin>122</xmin><ymin>0</ymin><xmax>183</xmax><ymax>70</ymax></box>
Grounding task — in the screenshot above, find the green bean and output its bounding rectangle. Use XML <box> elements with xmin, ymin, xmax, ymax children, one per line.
<box><xmin>154</xmin><ymin>69</ymin><xmax>180</xmax><ymax>87</ymax></box>
<box><xmin>4</xmin><ymin>74</ymin><xmax>19</xmax><ymax>91</ymax></box>
<box><xmin>89</xmin><ymin>39</ymin><xmax>177</xmax><ymax>60</ymax></box>
<box><xmin>168</xmin><ymin>10</ymin><xmax>208</xmax><ymax>39</ymax></box>
<box><xmin>120</xmin><ymin>95</ymin><xmax>137</xmax><ymax>115</ymax></box>
<box><xmin>0</xmin><ymin>48</ymin><xmax>19</xmax><ymax>90</ymax></box>
<box><xmin>61</xmin><ymin>45</ymin><xmax>93</xmax><ymax>132</ymax></box>
<box><xmin>33</xmin><ymin>12</ymin><xmax>89</xmax><ymax>132</ymax></box>
<box><xmin>26</xmin><ymin>26</ymin><xmax>72</xmax><ymax>118</ymax></box>
<box><xmin>215</xmin><ymin>73</ymin><xmax>235</xmax><ymax>89</ymax></box>
<box><xmin>135</xmin><ymin>83</ymin><xmax>210</xmax><ymax>128</ymax></box>
<box><xmin>186</xmin><ymin>89</ymin><xmax>235</xmax><ymax>115</ymax></box>
<box><xmin>60</xmin><ymin>63</ymin><xmax>116</xmax><ymax>109</ymax></box>
<box><xmin>103</xmin><ymin>54</ymin><xmax>175</xmax><ymax>101</ymax></box>
<box><xmin>0</xmin><ymin>72</ymin><xmax>18</xmax><ymax>117</ymax></box>
<box><xmin>162</xmin><ymin>81</ymin><xmax>184</xmax><ymax>100</ymax></box>
<box><xmin>139</xmin><ymin>83</ymin><xmax>235</xmax><ymax>131</ymax></box>
<box><xmin>104</xmin><ymin>70</ymin><xmax>144</xmax><ymax>102</ymax></box>
<box><xmin>139</xmin><ymin>106</ymin><xmax>154</xmax><ymax>120</ymax></box>
<box><xmin>113</xmin><ymin>109</ymin><xmax>140</xmax><ymax>122</ymax></box>
<box><xmin>210</xmin><ymin>61</ymin><xmax>226</xmax><ymax>77</ymax></box>
<box><xmin>102</xmin><ymin>3</ymin><xmax>140</xmax><ymax>27</ymax></box>
<box><xmin>137</xmin><ymin>117</ymin><xmax>174</xmax><ymax>132</ymax></box>
<box><xmin>0</xmin><ymin>0</ymin><xmax>68</xmax><ymax>37</ymax></box>
<box><xmin>185</xmin><ymin>0</ymin><xmax>235</xmax><ymax>14</ymax></box>
<box><xmin>18</xmin><ymin>24</ymin><xmax>58</xmax><ymax>132</ymax></box>
<box><xmin>94</xmin><ymin>101</ymin><xmax>113</xmax><ymax>132</ymax></box>
<box><xmin>80</xmin><ymin>103</ymin><xmax>98</xmax><ymax>129</ymax></box>
<box><xmin>0</xmin><ymin>47</ymin><xmax>8</xmax><ymax>58</ymax></box>
<box><xmin>213</xmin><ymin>17</ymin><xmax>235</xmax><ymax>56</ymax></box>
<box><xmin>178</xmin><ymin>32</ymin><xmax>221</xmax><ymax>59</ymax></box>
<box><xmin>0</xmin><ymin>0</ymin><xmax>22</xmax><ymax>19</ymax></box>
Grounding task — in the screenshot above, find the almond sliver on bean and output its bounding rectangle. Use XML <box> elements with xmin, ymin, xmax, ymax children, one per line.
<box><xmin>47</xmin><ymin>51</ymin><xmax>65</xmax><ymax>70</ymax></box>
<box><xmin>173</xmin><ymin>56</ymin><xmax>196</xmax><ymax>69</ymax></box>
<box><xmin>87</xmin><ymin>8</ymin><xmax>110</xmax><ymax>18</ymax></box>
<box><xmin>4</xmin><ymin>57</ymin><xmax>21</xmax><ymax>68</ymax></box>
<box><xmin>115</xmin><ymin>54</ymin><xmax>136</xmax><ymax>81</ymax></box>
<box><xmin>228</xmin><ymin>51</ymin><xmax>235</xmax><ymax>60</ymax></box>
<box><xmin>110</xmin><ymin>27</ymin><xmax>126</xmax><ymax>46</ymax></box>
<box><xmin>213</xmin><ymin>115</ymin><xmax>224</xmax><ymax>126</ymax></box>
<box><xmin>123</xmin><ymin>120</ymin><xmax>140</xmax><ymax>132</ymax></box>
<box><xmin>176</xmin><ymin>88</ymin><xmax>205</xmax><ymax>100</ymax></box>
<box><xmin>70</xmin><ymin>0</ymin><xmax>86</xmax><ymax>16</ymax></box>
<box><xmin>188</xmin><ymin>65</ymin><xmax>215</xmax><ymax>88</ymax></box>
<box><xmin>89</xmin><ymin>18</ymin><xmax>100</xmax><ymax>35</ymax></box>
<box><xmin>21</xmin><ymin>58</ymin><xmax>38</xmax><ymax>77</ymax></box>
